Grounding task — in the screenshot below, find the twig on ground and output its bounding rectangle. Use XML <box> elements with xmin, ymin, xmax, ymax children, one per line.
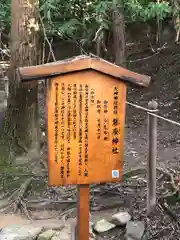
<box><xmin>158</xmin><ymin>198</ymin><xmax>180</xmax><ymax>226</ymax></box>
<box><xmin>160</xmin><ymin>171</ymin><xmax>179</xmax><ymax>198</ymax></box>
<box><xmin>20</xmin><ymin>199</ymin><xmax>33</xmax><ymax>222</ymax></box>
<box><xmin>150</xmin><ymin>224</ymin><xmax>173</xmax><ymax>239</ymax></box>
<box><xmin>13</xmin><ymin>177</ymin><xmax>33</xmax><ymax>212</ymax></box>
<box><xmin>0</xmin><ymin>177</ymin><xmax>33</xmax><ymax>213</ymax></box>
<box><xmin>124</xmin><ymin>167</ymin><xmax>178</xmax><ymax>183</ymax></box>
<box><xmin>51</xmin><ymin>186</ymin><xmax>65</xmax><ymax>196</ymax></box>
<box><xmin>0</xmin><ymin>172</ymin><xmax>36</xmax><ymax>177</ymax></box>
<box><xmin>59</xmin><ymin>207</ymin><xmax>75</xmax><ymax>219</ymax></box>
<box><xmin>127</xmin><ymin>42</ymin><xmax>167</xmax><ymax>63</ymax></box>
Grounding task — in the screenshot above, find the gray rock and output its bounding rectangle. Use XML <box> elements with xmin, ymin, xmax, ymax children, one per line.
<box><xmin>51</xmin><ymin>231</ymin><xmax>69</xmax><ymax>240</ymax></box>
<box><xmin>51</xmin><ymin>235</ymin><xmax>60</xmax><ymax>240</ymax></box>
<box><xmin>94</xmin><ymin>219</ymin><xmax>116</xmax><ymax>233</ymax></box>
<box><xmin>37</xmin><ymin>229</ymin><xmax>56</xmax><ymax>240</ymax></box>
<box><xmin>0</xmin><ymin>224</ymin><xmax>42</xmax><ymax>240</ymax></box>
<box><xmin>112</xmin><ymin>212</ymin><xmax>131</xmax><ymax>226</ymax></box>
<box><xmin>126</xmin><ymin>221</ymin><xmax>145</xmax><ymax>240</ymax></box>
<box><xmin>61</xmin><ymin>223</ymin><xmax>71</xmax><ymax>235</ymax></box>
<box><xmin>51</xmin><ymin>224</ymin><xmax>73</xmax><ymax>240</ymax></box>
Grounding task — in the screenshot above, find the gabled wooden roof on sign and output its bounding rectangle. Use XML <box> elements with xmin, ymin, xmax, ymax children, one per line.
<box><xmin>17</xmin><ymin>54</ymin><xmax>151</xmax><ymax>87</ymax></box>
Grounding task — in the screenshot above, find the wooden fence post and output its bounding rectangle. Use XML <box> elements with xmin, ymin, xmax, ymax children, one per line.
<box><xmin>147</xmin><ymin>100</ymin><xmax>158</xmax><ymax>215</ymax></box>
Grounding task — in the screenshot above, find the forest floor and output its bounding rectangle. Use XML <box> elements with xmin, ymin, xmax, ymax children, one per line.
<box><xmin>126</xmin><ymin>41</ymin><xmax>180</xmax><ymax>171</ymax></box>
<box><xmin>1</xmin><ymin>41</ymin><xmax>180</xmax><ymax>239</ymax></box>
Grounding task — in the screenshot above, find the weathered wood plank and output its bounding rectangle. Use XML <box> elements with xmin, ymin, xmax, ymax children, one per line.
<box><xmin>17</xmin><ymin>55</ymin><xmax>151</xmax><ymax>88</ymax></box>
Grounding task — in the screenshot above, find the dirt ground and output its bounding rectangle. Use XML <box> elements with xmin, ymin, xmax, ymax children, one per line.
<box><xmin>36</xmin><ymin>42</ymin><xmax>180</xmax><ymax>239</ymax></box>
<box><xmin>1</xmin><ymin>41</ymin><xmax>180</xmax><ymax>240</ymax></box>
<box><xmin>125</xmin><ymin>42</ymin><xmax>180</xmax><ymax>171</ymax></box>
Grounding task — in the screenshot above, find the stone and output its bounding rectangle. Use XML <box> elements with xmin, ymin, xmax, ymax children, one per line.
<box><xmin>51</xmin><ymin>223</ymin><xmax>74</xmax><ymax>240</ymax></box>
<box><xmin>112</xmin><ymin>211</ymin><xmax>131</xmax><ymax>226</ymax></box>
<box><xmin>0</xmin><ymin>224</ymin><xmax>42</xmax><ymax>240</ymax></box>
<box><xmin>37</xmin><ymin>229</ymin><xmax>56</xmax><ymax>240</ymax></box>
<box><xmin>93</xmin><ymin>219</ymin><xmax>116</xmax><ymax>233</ymax></box>
<box><xmin>126</xmin><ymin>221</ymin><xmax>145</xmax><ymax>240</ymax></box>
<box><xmin>61</xmin><ymin>223</ymin><xmax>71</xmax><ymax>234</ymax></box>
<box><xmin>51</xmin><ymin>231</ymin><xmax>69</xmax><ymax>240</ymax></box>
<box><xmin>51</xmin><ymin>235</ymin><xmax>60</xmax><ymax>240</ymax></box>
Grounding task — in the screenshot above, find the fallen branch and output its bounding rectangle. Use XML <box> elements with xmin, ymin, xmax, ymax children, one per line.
<box><xmin>127</xmin><ymin>42</ymin><xmax>167</xmax><ymax>63</ymax></box>
<box><xmin>0</xmin><ymin>177</ymin><xmax>33</xmax><ymax>212</ymax></box>
<box><xmin>13</xmin><ymin>177</ymin><xmax>33</xmax><ymax>212</ymax></box>
<box><xmin>150</xmin><ymin>224</ymin><xmax>173</xmax><ymax>239</ymax></box>
<box><xmin>123</xmin><ymin>167</ymin><xmax>178</xmax><ymax>182</ymax></box>
<box><xmin>158</xmin><ymin>198</ymin><xmax>180</xmax><ymax>226</ymax></box>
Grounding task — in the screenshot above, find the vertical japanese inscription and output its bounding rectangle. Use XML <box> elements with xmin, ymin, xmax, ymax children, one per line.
<box><xmin>72</xmin><ymin>84</ymin><xmax>77</xmax><ymax>139</ymax></box>
<box><xmin>112</xmin><ymin>87</ymin><xmax>120</xmax><ymax>154</ymax></box>
<box><xmin>60</xmin><ymin>144</ymin><xmax>64</xmax><ymax>178</ymax></box>
<box><xmin>90</xmin><ymin>88</ymin><xmax>95</xmax><ymax>105</ymax></box>
<box><xmin>78</xmin><ymin>84</ymin><xmax>83</xmax><ymax>176</ymax></box>
<box><xmin>67</xmin><ymin>84</ymin><xmax>71</xmax><ymax>143</ymax></box>
<box><xmin>61</xmin><ymin>83</ymin><xmax>65</xmax><ymax>140</ymax></box>
<box><xmin>60</xmin><ymin>83</ymin><xmax>65</xmax><ymax>178</ymax></box>
<box><xmin>66</xmin><ymin>84</ymin><xmax>71</xmax><ymax>177</ymax></box>
<box><xmin>103</xmin><ymin>100</ymin><xmax>109</xmax><ymax>141</ymax></box>
<box><xmin>54</xmin><ymin>82</ymin><xmax>59</xmax><ymax>163</ymax></box>
<box><xmin>96</xmin><ymin>119</ymin><xmax>101</xmax><ymax>139</ymax></box>
<box><xmin>96</xmin><ymin>100</ymin><xmax>101</xmax><ymax>139</ymax></box>
<box><xmin>84</xmin><ymin>85</ymin><xmax>89</xmax><ymax>177</ymax></box>
<box><xmin>97</xmin><ymin>100</ymin><xmax>101</xmax><ymax>114</ymax></box>
<box><xmin>104</xmin><ymin>100</ymin><xmax>108</xmax><ymax>114</ymax></box>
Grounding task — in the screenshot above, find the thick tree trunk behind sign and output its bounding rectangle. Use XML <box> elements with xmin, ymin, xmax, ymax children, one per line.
<box><xmin>112</xmin><ymin>0</ymin><xmax>126</xmax><ymax>66</ymax></box>
<box><xmin>1</xmin><ymin>0</ymin><xmax>40</xmax><ymax>162</ymax></box>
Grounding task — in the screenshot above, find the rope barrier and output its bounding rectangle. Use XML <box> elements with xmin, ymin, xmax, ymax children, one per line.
<box><xmin>126</xmin><ymin>101</ymin><xmax>158</xmax><ymax>113</ymax></box>
<box><xmin>148</xmin><ymin>112</ymin><xmax>180</xmax><ymax>127</ymax></box>
<box><xmin>126</xmin><ymin>101</ymin><xmax>180</xmax><ymax>127</ymax></box>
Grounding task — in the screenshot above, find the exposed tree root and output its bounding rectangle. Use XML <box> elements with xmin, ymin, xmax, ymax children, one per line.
<box><xmin>124</xmin><ymin>167</ymin><xmax>180</xmax><ymax>191</ymax></box>
<box><xmin>0</xmin><ymin>165</ymin><xmax>179</xmax><ymax>225</ymax></box>
<box><xmin>0</xmin><ymin>177</ymin><xmax>33</xmax><ymax>216</ymax></box>
<box><xmin>124</xmin><ymin>167</ymin><xmax>176</xmax><ymax>180</ymax></box>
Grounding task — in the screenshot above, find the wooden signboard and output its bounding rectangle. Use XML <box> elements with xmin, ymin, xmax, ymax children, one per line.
<box><xmin>18</xmin><ymin>55</ymin><xmax>151</xmax><ymax>185</ymax></box>
<box><xmin>18</xmin><ymin>55</ymin><xmax>151</xmax><ymax>240</ymax></box>
<box><xmin>47</xmin><ymin>70</ymin><xmax>126</xmax><ymax>186</ymax></box>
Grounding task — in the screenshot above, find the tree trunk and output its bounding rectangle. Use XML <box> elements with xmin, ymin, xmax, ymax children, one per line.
<box><xmin>1</xmin><ymin>0</ymin><xmax>40</xmax><ymax>163</ymax></box>
<box><xmin>112</xmin><ymin>0</ymin><xmax>126</xmax><ymax>66</ymax></box>
<box><xmin>156</xmin><ymin>0</ymin><xmax>162</xmax><ymax>46</ymax></box>
<box><xmin>171</xmin><ymin>0</ymin><xmax>180</xmax><ymax>42</ymax></box>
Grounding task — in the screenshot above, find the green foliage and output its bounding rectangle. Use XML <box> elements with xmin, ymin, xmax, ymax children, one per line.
<box><xmin>0</xmin><ymin>0</ymin><xmax>174</xmax><ymax>40</ymax></box>
<box><xmin>144</xmin><ymin>2</ymin><xmax>172</xmax><ymax>20</ymax></box>
<box><xmin>0</xmin><ymin>0</ymin><xmax>11</xmax><ymax>28</ymax></box>
<box><xmin>39</xmin><ymin>0</ymin><xmax>112</xmax><ymax>39</ymax></box>
<box><xmin>39</xmin><ymin>0</ymin><xmax>172</xmax><ymax>40</ymax></box>
<box><xmin>124</xmin><ymin>0</ymin><xmax>172</xmax><ymax>22</ymax></box>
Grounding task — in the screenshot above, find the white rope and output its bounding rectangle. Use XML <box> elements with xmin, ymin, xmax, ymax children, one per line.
<box><xmin>126</xmin><ymin>101</ymin><xmax>180</xmax><ymax>127</ymax></box>
<box><xmin>148</xmin><ymin>112</ymin><xmax>180</xmax><ymax>127</ymax></box>
<box><xmin>126</xmin><ymin>101</ymin><xmax>158</xmax><ymax>113</ymax></box>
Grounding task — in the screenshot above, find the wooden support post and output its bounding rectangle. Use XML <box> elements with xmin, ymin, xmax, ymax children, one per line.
<box><xmin>77</xmin><ymin>185</ymin><xmax>90</xmax><ymax>240</ymax></box>
<box><xmin>147</xmin><ymin>100</ymin><xmax>158</xmax><ymax>215</ymax></box>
